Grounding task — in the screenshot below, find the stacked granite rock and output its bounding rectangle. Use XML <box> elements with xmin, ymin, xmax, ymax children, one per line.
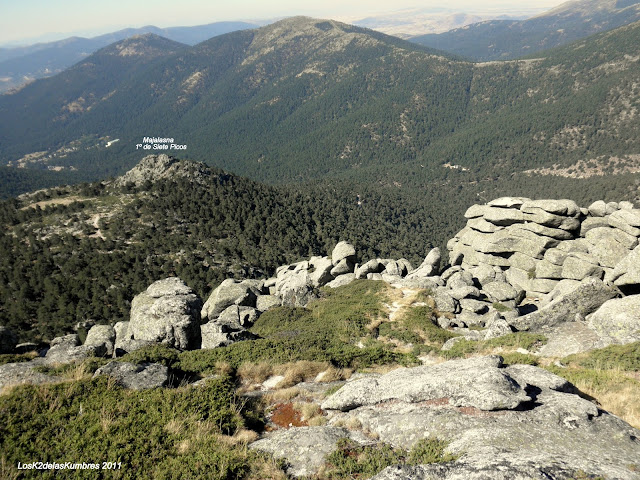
<box><xmin>262</xmin><ymin>241</ymin><xmax>447</xmax><ymax>298</ymax></box>
<box><xmin>200</xmin><ymin>279</ymin><xmax>273</xmax><ymax>349</ymax></box>
<box><xmin>448</xmin><ymin>198</ymin><xmax>640</xmax><ymax>298</ymax></box>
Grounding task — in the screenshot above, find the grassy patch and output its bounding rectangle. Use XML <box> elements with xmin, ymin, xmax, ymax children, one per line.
<box><xmin>491</xmin><ymin>302</ymin><xmax>511</xmax><ymax>313</ymax></box>
<box><xmin>178</xmin><ymin>281</ymin><xmax>418</xmax><ymax>375</ymax></box>
<box><xmin>546</xmin><ymin>365</ymin><xmax>640</xmax><ymax>429</ymax></box>
<box><xmin>562</xmin><ymin>342</ymin><xmax>640</xmax><ymax>372</ymax></box>
<box><xmin>120</xmin><ymin>344</ymin><xmax>180</xmax><ymax>368</ymax></box>
<box><xmin>0</xmin><ymin>374</ymin><xmax>282</xmax><ymax>479</ymax></box>
<box><xmin>441</xmin><ymin>332</ymin><xmax>547</xmax><ymax>362</ymax></box>
<box><xmin>399</xmin><ymin>306</ymin><xmax>459</xmax><ymax>346</ymax></box>
<box><xmin>321</xmin><ymin>437</ymin><xmax>457</xmax><ymax>479</ymax></box>
<box><xmin>0</xmin><ymin>352</ymin><xmax>38</xmax><ymax>366</ymax></box>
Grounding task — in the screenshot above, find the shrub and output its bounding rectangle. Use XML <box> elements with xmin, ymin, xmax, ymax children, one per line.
<box><xmin>0</xmin><ymin>374</ymin><xmax>271</xmax><ymax>479</ymax></box>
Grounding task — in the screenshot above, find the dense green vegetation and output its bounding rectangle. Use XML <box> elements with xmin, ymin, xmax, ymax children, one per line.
<box><xmin>0</xmin><ymin>167</ymin><xmax>476</xmax><ymax>342</ymax></box>
<box><xmin>178</xmin><ymin>280</ymin><xmax>417</xmax><ymax>374</ymax></box>
<box><xmin>0</xmin><ymin>375</ymin><xmax>283</xmax><ymax>480</ymax></box>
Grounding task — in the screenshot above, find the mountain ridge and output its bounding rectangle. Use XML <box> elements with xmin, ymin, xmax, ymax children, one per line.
<box><xmin>0</xmin><ymin>22</ymin><xmax>259</xmax><ymax>93</ymax></box>
<box><xmin>0</xmin><ymin>17</ymin><xmax>639</xmax><ymax>202</ymax></box>
<box><xmin>410</xmin><ymin>0</ymin><xmax>640</xmax><ymax>61</ymax></box>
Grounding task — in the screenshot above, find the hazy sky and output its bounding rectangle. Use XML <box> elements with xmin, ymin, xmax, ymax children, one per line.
<box><xmin>1</xmin><ymin>0</ymin><xmax>566</xmax><ymax>45</ymax></box>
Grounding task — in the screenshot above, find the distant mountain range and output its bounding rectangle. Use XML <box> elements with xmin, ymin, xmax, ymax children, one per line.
<box><xmin>410</xmin><ymin>0</ymin><xmax>640</xmax><ymax>60</ymax></box>
<box><xmin>1</xmin><ymin>15</ymin><xmax>639</xmax><ymax>200</ymax></box>
<box><xmin>0</xmin><ymin>21</ymin><xmax>258</xmax><ymax>93</ymax></box>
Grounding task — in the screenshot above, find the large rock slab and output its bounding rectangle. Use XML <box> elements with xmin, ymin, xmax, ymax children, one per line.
<box><xmin>510</xmin><ymin>278</ymin><xmax>617</xmax><ymax>332</ymax></box>
<box><xmin>608</xmin><ymin>209</ymin><xmax>640</xmax><ymax>235</ymax></box>
<box><xmin>560</xmin><ymin>253</ymin><xmax>603</xmax><ymax>281</ymax></box>
<box><xmin>408</xmin><ymin>248</ymin><xmax>441</xmax><ymax>278</ymax></box>
<box><xmin>585</xmin><ymin>227</ymin><xmax>636</xmax><ymax>268</ymax></box>
<box><xmin>130</xmin><ymin>277</ymin><xmax>202</xmax><ymax>350</ymax></box>
<box><xmin>309</xmin><ymin>256</ymin><xmax>334</xmax><ymax>287</ymax></box>
<box><xmin>608</xmin><ymin>244</ymin><xmax>640</xmax><ymax>288</ymax></box>
<box><xmin>200</xmin><ymin>321</ymin><xmax>256</xmax><ymax>349</ymax></box>
<box><xmin>201</xmin><ymin>278</ymin><xmax>257</xmax><ymax>321</ymax></box>
<box><xmin>44</xmin><ymin>334</ymin><xmax>98</xmax><ymax>364</ymax></box>
<box><xmin>322</xmin><ymin>356</ymin><xmax>530</xmax><ymax>412</ymax></box>
<box><xmin>537</xmin><ymin>322</ymin><xmax>601</xmax><ymax>357</ymax></box>
<box><xmin>326</xmin><ymin>273</ymin><xmax>356</xmax><ymax>289</ymax></box>
<box><xmin>0</xmin><ymin>360</ymin><xmax>60</xmax><ymax>390</ymax></box>
<box><xmin>276</xmin><ymin>270</ymin><xmax>318</xmax><ymax>307</ymax></box>
<box><xmin>93</xmin><ymin>361</ymin><xmax>169</xmax><ymax>390</ymax></box>
<box><xmin>250</xmin><ymin>427</ymin><xmax>368</xmax><ymax>477</ymax></box>
<box><xmin>338</xmin><ymin>360</ymin><xmax>640</xmax><ymax>480</ymax></box>
<box><xmin>521</xmin><ymin>199</ymin><xmax>580</xmax><ymax>217</ymax></box>
<box><xmin>587</xmin><ymin>296</ymin><xmax>640</xmax><ymax>346</ymax></box>
<box><xmin>113</xmin><ymin>321</ymin><xmax>151</xmax><ymax>356</ymax></box>
<box><xmin>331</xmin><ymin>241</ymin><xmax>356</xmax><ymax>266</ymax></box>
<box><xmin>84</xmin><ymin>324</ymin><xmax>116</xmax><ymax>357</ymax></box>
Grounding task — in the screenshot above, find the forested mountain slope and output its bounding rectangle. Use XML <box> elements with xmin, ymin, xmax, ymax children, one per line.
<box><xmin>0</xmin><ymin>16</ymin><xmax>639</xmax><ymax>198</ymax></box>
<box><xmin>0</xmin><ymin>22</ymin><xmax>257</xmax><ymax>93</ymax></box>
<box><xmin>410</xmin><ymin>0</ymin><xmax>640</xmax><ymax>61</ymax></box>
<box><xmin>2</xmin><ymin>154</ymin><xmax>638</xmax><ymax>343</ymax></box>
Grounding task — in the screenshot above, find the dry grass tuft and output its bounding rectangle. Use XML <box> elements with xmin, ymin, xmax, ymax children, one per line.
<box><xmin>570</xmin><ymin>372</ymin><xmax>640</xmax><ymax>429</ymax></box>
<box><xmin>317</xmin><ymin>366</ymin><xmax>353</xmax><ymax>382</ymax></box>
<box><xmin>232</xmin><ymin>429</ymin><xmax>260</xmax><ymax>445</ymax></box>
<box><xmin>245</xmin><ymin>456</ymin><xmax>288</xmax><ymax>480</ymax></box>
<box><xmin>274</xmin><ymin>361</ymin><xmax>330</xmax><ymax>388</ymax></box>
<box><xmin>176</xmin><ymin>439</ymin><xmax>191</xmax><ymax>454</ymax></box>
<box><xmin>264</xmin><ymin>387</ymin><xmax>301</xmax><ymax>403</ymax></box>
<box><xmin>237</xmin><ymin>362</ymin><xmax>273</xmax><ymax>384</ymax></box>
<box><xmin>61</xmin><ymin>361</ymin><xmax>93</xmax><ymax>382</ymax></box>
<box><xmin>333</xmin><ymin>415</ymin><xmax>362</xmax><ymax>431</ymax></box>
<box><xmin>100</xmin><ymin>407</ymin><xmax>117</xmax><ymax>433</ymax></box>
<box><xmin>164</xmin><ymin>418</ymin><xmax>186</xmax><ymax>436</ymax></box>
<box><xmin>0</xmin><ymin>455</ymin><xmax>18</xmax><ymax>480</ymax></box>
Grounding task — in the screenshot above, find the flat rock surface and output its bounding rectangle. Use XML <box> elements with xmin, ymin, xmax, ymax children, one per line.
<box><xmin>249</xmin><ymin>426</ymin><xmax>368</xmax><ymax>477</ymax></box>
<box><xmin>537</xmin><ymin>322</ymin><xmax>601</xmax><ymax>357</ymax></box>
<box><xmin>328</xmin><ymin>359</ymin><xmax>640</xmax><ymax>480</ymax></box>
<box><xmin>93</xmin><ymin>361</ymin><xmax>169</xmax><ymax>390</ymax></box>
<box><xmin>322</xmin><ymin>356</ymin><xmax>530</xmax><ymax>412</ymax></box>
<box><xmin>0</xmin><ymin>360</ymin><xmax>59</xmax><ymax>390</ymax></box>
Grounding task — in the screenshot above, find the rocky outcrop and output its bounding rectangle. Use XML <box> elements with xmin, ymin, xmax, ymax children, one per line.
<box><xmin>129</xmin><ymin>277</ymin><xmax>202</xmax><ymax>351</ymax></box>
<box><xmin>325</xmin><ymin>357</ymin><xmax>640</xmax><ymax>480</ymax></box>
<box><xmin>587</xmin><ymin>295</ymin><xmax>640</xmax><ymax>346</ymax></box>
<box><xmin>201</xmin><ymin>279</ymin><xmax>261</xmax><ymax>321</ymax></box>
<box><xmin>115</xmin><ymin>154</ymin><xmax>212</xmax><ymax>187</ymax></box>
<box><xmin>0</xmin><ymin>360</ymin><xmax>60</xmax><ymax>390</ymax></box>
<box><xmin>83</xmin><ymin>325</ymin><xmax>116</xmax><ymax>357</ymax></box>
<box><xmin>249</xmin><ymin>427</ymin><xmax>370</xmax><ymax>477</ymax></box>
<box><xmin>200</xmin><ymin>279</ymin><xmax>266</xmax><ymax>349</ymax></box>
<box><xmin>93</xmin><ymin>361</ymin><xmax>169</xmax><ymax>390</ymax></box>
<box><xmin>448</xmin><ymin>197</ymin><xmax>640</xmax><ymax>298</ymax></box>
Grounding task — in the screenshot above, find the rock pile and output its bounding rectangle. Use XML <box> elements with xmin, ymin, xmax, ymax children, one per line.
<box><xmin>114</xmin><ymin>154</ymin><xmax>213</xmax><ymax>187</ymax></box>
<box><xmin>448</xmin><ymin>198</ymin><xmax>640</xmax><ymax>297</ymax></box>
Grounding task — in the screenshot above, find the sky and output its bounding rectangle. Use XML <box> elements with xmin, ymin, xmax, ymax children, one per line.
<box><xmin>0</xmin><ymin>0</ymin><xmax>566</xmax><ymax>45</ymax></box>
